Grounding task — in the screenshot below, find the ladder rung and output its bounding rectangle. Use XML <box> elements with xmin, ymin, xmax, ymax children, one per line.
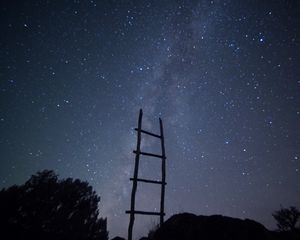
<box><xmin>135</xmin><ymin>128</ymin><xmax>161</xmax><ymax>138</ymax></box>
<box><xmin>125</xmin><ymin>210</ymin><xmax>165</xmax><ymax>216</ymax></box>
<box><xmin>130</xmin><ymin>178</ymin><xmax>167</xmax><ymax>185</ymax></box>
<box><xmin>133</xmin><ymin>150</ymin><xmax>165</xmax><ymax>159</ymax></box>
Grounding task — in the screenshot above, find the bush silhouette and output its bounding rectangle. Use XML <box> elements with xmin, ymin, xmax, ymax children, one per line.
<box><xmin>0</xmin><ymin>170</ymin><xmax>108</xmax><ymax>240</ymax></box>
<box><xmin>272</xmin><ymin>206</ymin><xmax>300</xmax><ymax>232</ymax></box>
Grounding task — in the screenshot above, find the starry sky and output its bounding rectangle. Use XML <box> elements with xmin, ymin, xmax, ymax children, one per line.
<box><xmin>0</xmin><ymin>0</ymin><xmax>300</xmax><ymax>239</ymax></box>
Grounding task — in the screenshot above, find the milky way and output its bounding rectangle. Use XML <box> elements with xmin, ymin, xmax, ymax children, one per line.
<box><xmin>0</xmin><ymin>1</ymin><xmax>299</xmax><ymax>239</ymax></box>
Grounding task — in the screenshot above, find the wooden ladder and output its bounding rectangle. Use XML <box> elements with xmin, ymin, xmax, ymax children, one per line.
<box><xmin>126</xmin><ymin>109</ymin><xmax>166</xmax><ymax>240</ymax></box>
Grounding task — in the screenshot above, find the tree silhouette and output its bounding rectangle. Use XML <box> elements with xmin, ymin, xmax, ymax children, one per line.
<box><xmin>272</xmin><ymin>206</ymin><xmax>300</xmax><ymax>232</ymax></box>
<box><xmin>0</xmin><ymin>170</ymin><xmax>108</xmax><ymax>240</ymax></box>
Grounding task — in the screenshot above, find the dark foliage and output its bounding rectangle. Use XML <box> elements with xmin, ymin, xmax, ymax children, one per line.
<box><xmin>0</xmin><ymin>170</ymin><xmax>108</xmax><ymax>240</ymax></box>
<box><xmin>272</xmin><ymin>206</ymin><xmax>300</xmax><ymax>232</ymax></box>
<box><xmin>272</xmin><ymin>229</ymin><xmax>300</xmax><ymax>240</ymax></box>
<box><xmin>150</xmin><ymin>213</ymin><xmax>275</xmax><ymax>240</ymax></box>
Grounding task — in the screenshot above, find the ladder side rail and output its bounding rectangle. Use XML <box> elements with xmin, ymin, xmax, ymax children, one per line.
<box><xmin>128</xmin><ymin>109</ymin><xmax>143</xmax><ymax>240</ymax></box>
<box><xmin>159</xmin><ymin>118</ymin><xmax>166</xmax><ymax>226</ymax></box>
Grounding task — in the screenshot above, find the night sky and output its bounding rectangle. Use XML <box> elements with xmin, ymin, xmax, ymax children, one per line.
<box><xmin>0</xmin><ymin>0</ymin><xmax>299</xmax><ymax>239</ymax></box>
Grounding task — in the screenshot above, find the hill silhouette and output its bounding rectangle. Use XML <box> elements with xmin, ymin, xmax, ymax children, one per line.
<box><xmin>149</xmin><ymin>213</ymin><xmax>299</xmax><ymax>240</ymax></box>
